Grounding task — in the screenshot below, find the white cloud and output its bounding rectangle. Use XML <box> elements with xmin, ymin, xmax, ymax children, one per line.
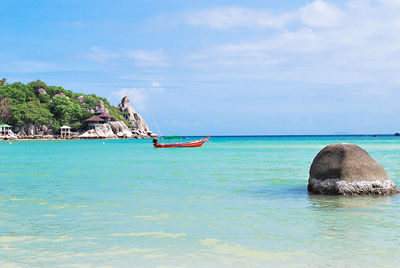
<box><xmin>183</xmin><ymin>6</ymin><xmax>292</xmax><ymax>29</ymax></box>
<box><xmin>62</xmin><ymin>21</ymin><xmax>85</xmax><ymax>27</ymax></box>
<box><xmin>299</xmin><ymin>0</ymin><xmax>343</xmax><ymax>27</ymax></box>
<box><xmin>112</xmin><ymin>88</ymin><xmax>147</xmax><ymax>110</ymax></box>
<box><xmin>180</xmin><ymin>2</ymin><xmax>343</xmax><ymax>30</ymax></box>
<box><xmin>71</xmin><ymin>21</ymin><xmax>85</xmax><ymax>27</ymax></box>
<box><xmin>4</xmin><ymin>61</ymin><xmax>59</xmax><ymax>73</ymax></box>
<box><xmin>84</xmin><ymin>47</ymin><xmax>169</xmax><ymax>67</ymax></box>
<box><xmin>151</xmin><ymin>81</ymin><xmax>161</xmax><ymax>87</ymax></box>
<box><xmin>379</xmin><ymin>0</ymin><xmax>400</xmax><ymax>6</ymax></box>
<box><xmin>85</xmin><ymin>47</ymin><xmax>120</xmax><ymax>63</ymax></box>
<box><xmin>86</xmin><ymin>1</ymin><xmax>400</xmax><ymax>89</ymax></box>
<box><xmin>112</xmin><ymin>86</ymin><xmax>164</xmax><ymax>110</ymax></box>
<box><xmin>123</xmin><ymin>49</ymin><xmax>170</xmax><ymax>67</ymax></box>
<box><xmin>183</xmin><ymin>0</ymin><xmax>400</xmax><ymax>86</ymax></box>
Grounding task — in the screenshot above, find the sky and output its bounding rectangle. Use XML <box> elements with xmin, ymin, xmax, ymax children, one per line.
<box><xmin>1</xmin><ymin>0</ymin><xmax>400</xmax><ymax>135</ymax></box>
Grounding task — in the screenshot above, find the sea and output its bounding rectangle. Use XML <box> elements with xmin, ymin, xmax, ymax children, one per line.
<box><xmin>1</xmin><ymin>136</ymin><xmax>400</xmax><ymax>268</ymax></box>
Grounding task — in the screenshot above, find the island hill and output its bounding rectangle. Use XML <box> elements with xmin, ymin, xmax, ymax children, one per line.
<box><xmin>0</xmin><ymin>80</ymin><xmax>155</xmax><ymax>140</ymax></box>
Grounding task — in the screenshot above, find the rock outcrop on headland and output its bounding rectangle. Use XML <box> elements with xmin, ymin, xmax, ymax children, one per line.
<box><xmin>108</xmin><ymin>121</ymin><xmax>134</xmax><ymax>138</ymax></box>
<box><xmin>308</xmin><ymin>143</ymin><xmax>399</xmax><ymax>195</ymax></box>
<box><xmin>79</xmin><ymin>123</ymin><xmax>116</xmax><ymax>139</ymax></box>
<box><xmin>78</xmin><ymin>96</ymin><xmax>155</xmax><ymax>139</ymax></box>
<box><xmin>0</xmin><ymin>79</ymin><xmax>157</xmax><ymax>140</ymax></box>
<box><xmin>79</xmin><ymin>121</ymin><xmax>138</xmax><ymax>139</ymax></box>
<box><xmin>1</xmin><ymin>95</ymin><xmax>155</xmax><ymax>140</ymax></box>
<box><xmin>14</xmin><ymin>124</ymin><xmax>55</xmax><ymax>139</ymax></box>
<box><xmin>118</xmin><ymin>96</ymin><xmax>154</xmax><ymax>137</ymax></box>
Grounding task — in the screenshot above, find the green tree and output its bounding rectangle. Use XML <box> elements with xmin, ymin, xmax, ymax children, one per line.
<box><xmin>0</xmin><ymin>80</ymin><xmax>130</xmax><ymax>130</ymax></box>
<box><xmin>0</xmin><ymin>83</ymin><xmax>34</xmax><ymax>104</ymax></box>
<box><xmin>39</xmin><ymin>93</ymin><xmax>51</xmax><ymax>103</ymax></box>
<box><xmin>46</xmin><ymin>86</ymin><xmax>65</xmax><ymax>98</ymax></box>
<box><xmin>0</xmin><ymin>78</ymin><xmax>6</xmax><ymax>86</ymax></box>
<box><xmin>10</xmin><ymin>100</ymin><xmax>53</xmax><ymax>126</ymax></box>
<box><xmin>28</xmin><ymin>80</ymin><xmax>48</xmax><ymax>95</ymax></box>
<box><xmin>50</xmin><ymin>96</ymin><xmax>74</xmax><ymax>124</ymax></box>
<box><xmin>0</xmin><ymin>97</ymin><xmax>12</xmax><ymax>123</ymax></box>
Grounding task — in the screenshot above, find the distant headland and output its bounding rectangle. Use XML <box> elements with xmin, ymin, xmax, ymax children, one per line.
<box><xmin>0</xmin><ymin>79</ymin><xmax>155</xmax><ymax>140</ymax></box>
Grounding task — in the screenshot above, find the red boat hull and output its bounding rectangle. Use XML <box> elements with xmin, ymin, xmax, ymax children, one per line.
<box><xmin>154</xmin><ymin>137</ymin><xmax>210</xmax><ymax>148</ymax></box>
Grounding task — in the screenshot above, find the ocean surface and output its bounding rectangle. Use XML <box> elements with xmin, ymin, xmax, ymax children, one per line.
<box><xmin>1</xmin><ymin>136</ymin><xmax>400</xmax><ymax>268</ymax></box>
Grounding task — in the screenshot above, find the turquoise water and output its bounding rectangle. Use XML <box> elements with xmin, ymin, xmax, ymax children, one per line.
<box><xmin>1</xmin><ymin>136</ymin><xmax>400</xmax><ymax>267</ymax></box>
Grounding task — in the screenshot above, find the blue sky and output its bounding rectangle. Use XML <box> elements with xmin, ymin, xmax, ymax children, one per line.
<box><xmin>1</xmin><ymin>0</ymin><xmax>400</xmax><ymax>135</ymax></box>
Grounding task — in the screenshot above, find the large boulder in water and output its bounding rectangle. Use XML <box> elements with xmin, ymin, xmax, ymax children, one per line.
<box><xmin>308</xmin><ymin>143</ymin><xmax>399</xmax><ymax>195</ymax></box>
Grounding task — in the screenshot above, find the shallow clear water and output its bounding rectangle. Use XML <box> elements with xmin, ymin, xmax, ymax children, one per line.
<box><xmin>1</xmin><ymin>136</ymin><xmax>400</xmax><ymax>267</ymax></box>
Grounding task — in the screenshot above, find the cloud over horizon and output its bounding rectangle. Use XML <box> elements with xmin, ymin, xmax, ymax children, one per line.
<box><xmin>85</xmin><ymin>47</ymin><xmax>170</xmax><ymax>67</ymax></box>
<box><xmin>182</xmin><ymin>6</ymin><xmax>292</xmax><ymax>29</ymax></box>
<box><xmin>112</xmin><ymin>85</ymin><xmax>164</xmax><ymax>111</ymax></box>
<box><xmin>78</xmin><ymin>0</ymin><xmax>400</xmax><ymax>88</ymax></box>
<box><xmin>177</xmin><ymin>0</ymin><xmax>400</xmax><ymax>88</ymax></box>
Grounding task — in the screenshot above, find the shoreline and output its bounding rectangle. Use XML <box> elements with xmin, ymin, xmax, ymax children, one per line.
<box><xmin>0</xmin><ymin>136</ymin><xmax>152</xmax><ymax>141</ymax></box>
<box><xmin>1</xmin><ymin>134</ymin><xmax>398</xmax><ymax>142</ymax></box>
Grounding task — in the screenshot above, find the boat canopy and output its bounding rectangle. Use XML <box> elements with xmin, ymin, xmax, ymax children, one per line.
<box><xmin>163</xmin><ymin>136</ymin><xmax>181</xmax><ymax>140</ymax></box>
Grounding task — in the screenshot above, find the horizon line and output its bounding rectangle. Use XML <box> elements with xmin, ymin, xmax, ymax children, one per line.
<box><xmin>164</xmin><ymin>134</ymin><xmax>397</xmax><ymax>137</ymax></box>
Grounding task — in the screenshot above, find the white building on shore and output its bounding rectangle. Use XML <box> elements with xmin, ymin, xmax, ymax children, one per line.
<box><xmin>0</xmin><ymin>124</ymin><xmax>12</xmax><ymax>136</ymax></box>
<box><xmin>60</xmin><ymin>126</ymin><xmax>71</xmax><ymax>138</ymax></box>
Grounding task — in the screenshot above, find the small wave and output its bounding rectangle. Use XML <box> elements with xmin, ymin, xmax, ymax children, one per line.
<box><xmin>108</xmin><ymin>231</ymin><xmax>186</xmax><ymax>239</ymax></box>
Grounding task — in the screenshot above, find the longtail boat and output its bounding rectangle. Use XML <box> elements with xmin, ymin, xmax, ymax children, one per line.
<box><xmin>153</xmin><ymin>136</ymin><xmax>210</xmax><ymax>148</ymax></box>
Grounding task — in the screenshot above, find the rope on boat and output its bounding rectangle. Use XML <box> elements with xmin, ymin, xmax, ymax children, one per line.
<box><xmin>152</xmin><ymin>118</ymin><xmax>164</xmax><ymax>144</ymax></box>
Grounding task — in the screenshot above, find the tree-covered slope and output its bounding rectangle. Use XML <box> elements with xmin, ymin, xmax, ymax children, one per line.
<box><xmin>0</xmin><ymin>80</ymin><xmax>128</xmax><ymax>132</ymax></box>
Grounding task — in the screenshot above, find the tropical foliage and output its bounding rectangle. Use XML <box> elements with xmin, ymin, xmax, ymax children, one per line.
<box><xmin>0</xmin><ymin>80</ymin><xmax>128</xmax><ymax>131</ymax></box>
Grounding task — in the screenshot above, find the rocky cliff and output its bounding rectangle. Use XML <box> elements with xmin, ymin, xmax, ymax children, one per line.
<box><xmin>0</xmin><ymin>78</ymin><xmax>156</xmax><ymax>140</ymax></box>
<box><xmin>118</xmin><ymin>96</ymin><xmax>154</xmax><ymax>137</ymax></box>
<box><xmin>79</xmin><ymin>121</ymin><xmax>136</xmax><ymax>139</ymax></box>
<box><xmin>77</xmin><ymin>96</ymin><xmax>156</xmax><ymax>139</ymax></box>
<box><xmin>13</xmin><ymin>124</ymin><xmax>56</xmax><ymax>139</ymax></box>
